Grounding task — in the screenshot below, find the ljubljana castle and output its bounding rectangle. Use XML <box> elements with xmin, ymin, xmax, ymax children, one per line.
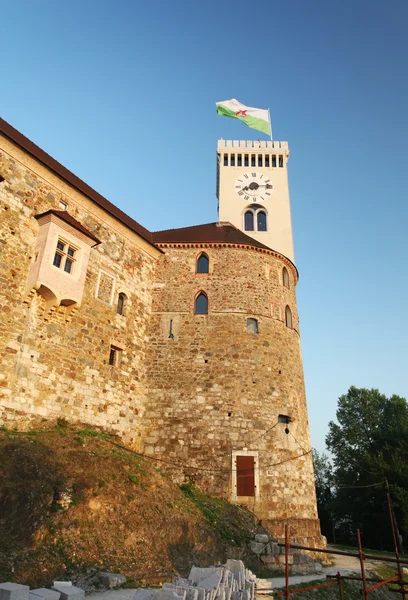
<box><xmin>0</xmin><ymin>119</ymin><xmax>323</xmax><ymax>546</ymax></box>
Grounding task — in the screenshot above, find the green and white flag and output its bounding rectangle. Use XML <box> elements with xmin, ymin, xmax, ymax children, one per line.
<box><xmin>216</xmin><ymin>98</ymin><xmax>271</xmax><ymax>136</ymax></box>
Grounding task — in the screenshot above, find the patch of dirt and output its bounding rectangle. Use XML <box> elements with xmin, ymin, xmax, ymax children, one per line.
<box><xmin>0</xmin><ymin>423</ymin><xmax>263</xmax><ymax>588</ymax></box>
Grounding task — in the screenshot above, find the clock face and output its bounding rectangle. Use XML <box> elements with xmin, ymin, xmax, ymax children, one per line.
<box><xmin>234</xmin><ymin>172</ymin><xmax>273</xmax><ymax>201</ymax></box>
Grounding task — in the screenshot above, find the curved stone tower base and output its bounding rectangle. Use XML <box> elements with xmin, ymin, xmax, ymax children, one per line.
<box><xmin>143</xmin><ymin>239</ymin><xmax>324</xmax><ymax>547</ymax></box>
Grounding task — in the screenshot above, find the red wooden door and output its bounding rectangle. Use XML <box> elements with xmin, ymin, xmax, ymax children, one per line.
<box><xmin>236</xmin><ymin>455</ymin><xmax>255</xmax><ymax>496</ymax></box>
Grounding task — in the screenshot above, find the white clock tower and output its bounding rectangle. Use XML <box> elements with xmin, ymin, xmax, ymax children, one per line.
<box><xmin>216</xmin><ymin>140</ymin><xmax>295</xmax><ymax>263</ymax></box>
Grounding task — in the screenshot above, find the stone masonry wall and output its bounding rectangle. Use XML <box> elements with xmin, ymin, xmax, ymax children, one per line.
<box><xmin>144</xmin><ymin>245</ymin><xmax>323</xmax><ymax>545</ymax></box>
<box><xmin>0</xmin><ymin>137</ymin><xmax>160</xmax><ymax>445</ymax></box>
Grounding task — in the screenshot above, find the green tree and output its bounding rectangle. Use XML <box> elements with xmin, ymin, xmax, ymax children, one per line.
<box><xmin>312</xmin><ymin>449</ymin><xmax>335</xmax><ymax>542</ymax></box>
<box><xmin>326</xmin><ymin>386</ymin><xmax>408</xmax><ymax>550</ymax></box>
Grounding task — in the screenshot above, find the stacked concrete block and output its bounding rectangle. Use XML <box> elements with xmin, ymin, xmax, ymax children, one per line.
<box><xmin>51</xmin><ymin>583</ymin><xmax>84</xmax><ymax>600</ymax></box>
<box><xmin>133</xmin><ymin>560</ymin><xmax>258</xmax><ymax>600</ymax></box>
<box><xmin>0</xmin><ymin>583</ymin><xmax>85</xmax><ymax>600</ymax></box>
<box><xmin>29</xmin><ymin>590</ymin><xmax>60</xmax><ymax>600</ymax></box>
<box><xmin>0</xmin><ymin>583</ymin><xmax>30</xmax><ymax>600</ymax></box>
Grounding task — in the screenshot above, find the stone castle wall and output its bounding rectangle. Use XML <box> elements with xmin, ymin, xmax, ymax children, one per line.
<box><xmin>143</xmin><ymin>245</ymin><xmax>322</xmax><ymax>544</ymax></box>
<box><xmin>0</xmin><ymin>138</ymin><xmax>160</xmax><ymax>445</ymax></box>
<box><xmin>0</xmin><ymin>132</ymin><xmax>323</xmax><ymax>545</ymax></box>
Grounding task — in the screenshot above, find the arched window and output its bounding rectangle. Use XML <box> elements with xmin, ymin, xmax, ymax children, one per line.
<box><xmin>197</xmin><ymin>253</ymin><xmax>209</xmax><ymax>273</ymax></box>
<box><xmin>195</xmin><ymin>292</ymin><xmax>208</xmax><ymax>315</ymax></box>
<box><xmin>117</xmin><ymin>292</ymin><xmax>127</xmax><ymax>315</ymax></box>
<box><xmin>257</xmin><ymin>211</ymin><xmax>267</xmax><ymax>231</ymax></box>
<box><xmin>285</xmin><ymin>305</ymin><xmax>292</xmax><ymax>329</ymax></box>
<box><xmin>282</xmin><ymin>267</ymin><xmax>290</xmax><ymax>289</ymax></box>
<box><xmin>244</xmin><ymin>211</ymin><xmax>254</xmax><ymax>231</ymax></box>
<box><xmin>246</xmin><ymin>318</ymin><xmax>258</xmax><ymax>334</ymax></box>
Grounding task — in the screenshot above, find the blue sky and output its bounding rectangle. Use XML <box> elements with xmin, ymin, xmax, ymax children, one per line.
<box><xmin>1</xmin><ymin>0</ymin><xmax>407</xmax><ymax>453</ymax></box>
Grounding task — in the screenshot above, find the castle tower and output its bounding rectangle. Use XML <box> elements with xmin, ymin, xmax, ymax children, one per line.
<box><xmin>143</xmin><ymin>140</ymin><xmax>323</xmax><ymax>545</ymax></box>
<box><xmin>217</xmin><ymin>140</ymin><xmax>294</xmax><ymax>262</ymax></box>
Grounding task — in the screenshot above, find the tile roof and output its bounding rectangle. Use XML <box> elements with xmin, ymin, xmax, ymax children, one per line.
<box><xmin>153</xmin><ymin>222</ymin><xmax>273</xmax><ymax>251</ymax></box>
<box><xmin>35</xmin><ymin>210</ymin><xmax>101</xmax><ymax>245</ymax></box>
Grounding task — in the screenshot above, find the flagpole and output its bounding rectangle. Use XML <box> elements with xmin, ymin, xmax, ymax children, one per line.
<box><xmin>268</xmin><ymin>109</ymin><xmax>273</xmax><ymax>141</ymax></box>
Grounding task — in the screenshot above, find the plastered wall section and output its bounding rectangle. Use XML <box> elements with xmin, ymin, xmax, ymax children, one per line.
<box><xmin>144</xmin><ymin>245</ymin><xmax>322</xmax><ymax>544</ymax></box>
<box><xmin>0</xmin><ymin>136</ymin><xmax>160</xmax><ymax>445</ymax></box>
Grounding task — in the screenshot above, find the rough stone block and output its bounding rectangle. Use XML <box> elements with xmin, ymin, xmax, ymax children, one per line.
<box><xmin>244</xmin><ymin>580</ymin><xmax>254</xmax><ymax>600</ymax></box>
<box><xmin>225</xmin><ymin>560</ymin><xmax>245</xmax><ymax>589</ymax></box>
<box><xmin>163</xmin><ymin>584</ymin><xmax>198</xmax><ymax>600</ymax></box>
<box><xmin>250</xmin><ymin>542</ymin><xmax>265</xmax><ymax>555</ymax></box>
<box><xmin>172</xmin><ymin>580</ymin><xmax>190</xmax><ymax>588</ymax></box>
<box><xmin>0</xmin><ymin>583</ymin><xmax>30</xmax><ymax>600</ymax></box>
<box><xmin>279</xmin><ymin>554</ymin><xmax>293</xmax><ymax>565</ymax></box>
<box><xmin>254</xmin><ymin>534</ymin><xmax>269</xmax><ymax>544</ymax></box>
<box><xmin>97</xmin><ymin>573</ymin><xmax>126</xmax><ymax>589</ymax></box>
<box><xmin>313</xmin><ymin>563</ymin><xmax>323</xmax><ymax>573</ymax></box>
<box><xmin>189</xmin><ymin>567</ymin><xmax>223</xmax><ymax>591</ymax></box>
<box><xmin>298</xmin><ymin>553</ymin><xmax>312</xmax><ymax>564</ymax></box>
<box><xmin>30</xmin><ymin>590</ymin><xmax>60</xmax><ymax>600</ymax></box>
<box><xmin>271</xmin><ymin>542</ymin><xmax>280</xmax><ymax>556</ymax></box>
<box><xmin>51</xmin><ymin>585</ymin><xmax>84</xmax><ymax>600</ymax></box>
<box><xmin>254</xmin><ymin>580</ymin><xmax>272</xmax><ymax>591</ymax></box>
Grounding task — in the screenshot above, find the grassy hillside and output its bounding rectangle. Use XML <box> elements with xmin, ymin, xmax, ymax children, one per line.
<box><xmin>0</xmin><ymin>422</ymin><xmax>261</xmax><ymax>588</ymax></box>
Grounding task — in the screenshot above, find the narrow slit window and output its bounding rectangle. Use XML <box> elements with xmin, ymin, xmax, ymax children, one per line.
<box><xmin>224</xmin><ymin>154</ymin><xmax>228</xmax><ymax>166</ymax></box>
<box><xmin>237</xmin><ymin>154</ymin><xmax>242</xmax><ymax>166</ymax></box>
<box><xmin>244</xmin><ymin>154</ymin><xmax>249</xmax><ymax>167</ymax></box>
<box><xmin>196</xmin><ymin>253</ymin><xmax>209</xmax><ymax>273</ymax></box>
<box><xmin>244</xmin><ymin>211</ymin><xmax>254</xmax><ymax>231</ymax></box>
<box><xmin>272</xmin><ymin>155</ymin><xmax>277</xmax><ymax>167</ymax></box>
<box><xmin>117</xmin><ymin>292</ymin><xmax>127</xmax><ymax>315</ymax></box>
<box><xmin>246</xmin><ymin>318</ymin><xmax>259</xmax><ymax>334</ymax></box>
<box><xmin>195</xmin><ymin>292</ymin><xmax>208</xmax><ymax>314</ymax></box>
<box><xmin>257</xmin><ymin>211</ymin><xmax>267</xmax><ymax>231</ymax></box>
<box><xmin>279</xmin><ymin>155</ymin><xmax>284</xmax><ymax>167</ymax></box>
<box><xmin>230</xmin><ymin>154</ymin><xmax>235</xmax><ymax>167</ymax></box>
<box><xmin>258</xmin><ymin>154</ymin><xmax>262</xmax><ymax>167</ymax></box>
<box><xmin>251</xmin><ymin>154</ymin><xmax>256</xmax><ymax>167</ymax></box>
<box><xmin>282</xmin><ymin>267</ymin><xmax>290</xmax><ymax>289</ymax></box>
<box><xmin>285</xmin><ymin>305</ymin><xmax>293</xmax><ymax>329</ymax></box>
<box><xmin>109</xmin><ymin>345</ymin><xmax>121</xmax><ymax>366</ymax></box>
<box><xmin>265</xmin><ymin>155</ymin><xmax>270</xmax><ymax>167</ymax></box>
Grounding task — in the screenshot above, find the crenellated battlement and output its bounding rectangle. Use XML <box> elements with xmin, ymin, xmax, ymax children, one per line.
<box><xmin>218</xmin><ymin>139</ymin><xmax>289</xmax><ymax>152</ymax></box>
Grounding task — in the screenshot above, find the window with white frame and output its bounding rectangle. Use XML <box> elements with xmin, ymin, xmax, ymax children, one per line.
<box><xmin>53</xmin><ymin>239</ymin><xmax>77</xmax><ymax>274</ymax></box>
<box><xmin>244</xmin><ymin>205</ymin><xmax>268</xmax><ymax>232</ymax></box>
